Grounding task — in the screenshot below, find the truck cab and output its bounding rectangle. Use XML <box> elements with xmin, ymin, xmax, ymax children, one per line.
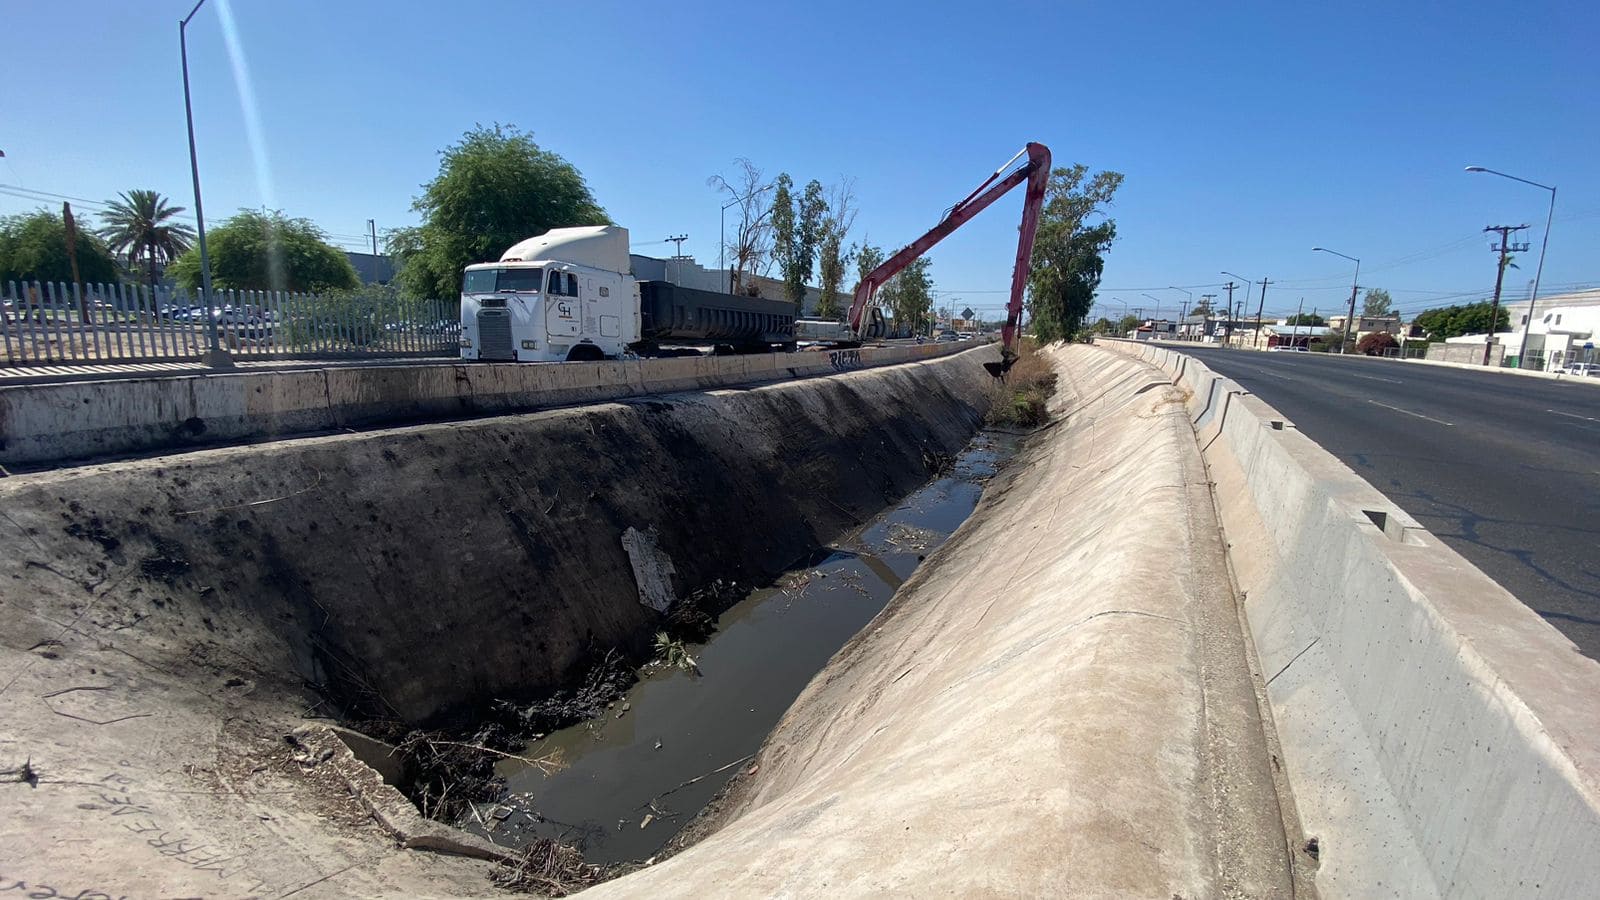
<box><xmin>459</xmin><ymin>226</ymin><xmax>641</xmax><ymax>363</ymax></box>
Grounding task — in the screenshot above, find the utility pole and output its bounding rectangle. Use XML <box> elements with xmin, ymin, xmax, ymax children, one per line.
<box><xmin>1222</xmin><ymin>282</ymin><xmax>1237</xmax><ymax>345</ymax></box>
<box><xmin>1482</xmin><ymin>224</ymin><xmax>1530</xmax><ymax>366</ymax></box>
<box><xmin>367</xmin><ymin>219</ymin><xmax>378</xmax><ymax>256</ymax></box>
<box><xmin>1291</xmin><ymin>297</ymin><xmax>1304</xmax><ymax>348</ymax></box>
<box><xmin>666</xmin><ymin>234</ymin><xmax>688</xmax><ymax>283</ymax></box>
<box><xmin>1253</xmin><ymin>277</ymin><xmax>1272</xmax><ymax>348</ymax></box>
<box><xmin>1198</xmin><ymin>293</ymin><xmax>1216</xmax><ymax>342</ymax></box>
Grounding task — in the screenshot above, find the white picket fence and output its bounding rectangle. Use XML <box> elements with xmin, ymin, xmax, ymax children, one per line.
<box><xmin>1</xmin><ymin>280</ymin><xmax>459</xmax><ymax>367</ymax></box>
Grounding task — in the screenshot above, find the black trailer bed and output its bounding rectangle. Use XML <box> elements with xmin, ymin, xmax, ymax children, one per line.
<box><xmin>637</xmin><ymin>281</ymin><xmax>796</xmax><ymax>347</ymax></box>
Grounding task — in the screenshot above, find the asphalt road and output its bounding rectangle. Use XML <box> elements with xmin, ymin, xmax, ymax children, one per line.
<box><xmin>1173</xmin><ymin>347</ymin><xmax>1600</xmax><ymax>660</ymax></box>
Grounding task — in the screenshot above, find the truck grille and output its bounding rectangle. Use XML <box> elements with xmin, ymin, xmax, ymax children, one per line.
<box><xmin>477</xmin><ymin>309</ymin><xmax>514</xmax><ymax>360</ymax></box>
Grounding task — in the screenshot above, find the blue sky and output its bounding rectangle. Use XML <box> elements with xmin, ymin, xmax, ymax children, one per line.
<box><xmin>3</xmin><ymin>0</ymin><xmax>1595</xmax><ymax>322</ymax></box>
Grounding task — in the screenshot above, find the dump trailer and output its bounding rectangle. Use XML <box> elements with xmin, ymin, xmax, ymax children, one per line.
<box><xmin>460</xmin><ymin>225</ymin><xmax>797</xmax><ymax>362</ymax></box>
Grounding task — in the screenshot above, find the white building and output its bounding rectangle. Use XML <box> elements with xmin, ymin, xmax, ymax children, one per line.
<box><xmin>1496</xmin><ymin>288</ymin><xmax>1600</xmax><ymax>370</ymax></box>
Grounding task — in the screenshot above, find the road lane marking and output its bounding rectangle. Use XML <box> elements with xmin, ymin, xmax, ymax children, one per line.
<box><xmin>1366</xmin><ymin>399</ymin><xmax>1454</xmax><ymax>426</ymax></box>
<box><xmin>1548</xmin><ymin>408</ymin><xmax>1600</xmax><ymax>422</ymax></box>
<box><xmin>1343</xmin><ymin>372</ymin><xmax>1403</xmax><ymax>384</ymax></box>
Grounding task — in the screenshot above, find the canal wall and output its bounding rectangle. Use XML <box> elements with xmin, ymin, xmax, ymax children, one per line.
<box><xmin>0</xmin><ymin>345</ymin><xmax>997</xmax><ymax>726</ymax></box>
<box><xmin>0</xmin><ymin>342</ymin><xmax>976</xmax><ymax>468</ymax></box>
<box><xmin>1100</xmin><ymin>338</ymin><xmax>1600</xmax><ymax>897</ymax></box>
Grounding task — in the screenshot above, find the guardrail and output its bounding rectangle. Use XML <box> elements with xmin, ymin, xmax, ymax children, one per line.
<box><xmin>0</xmin><ymin>340</ymin><xmax>987</xmax><ymax>468</ymax></box>
<box><xmin>1098</xmin><ymin>337</ymin><xmax>1600</xmax><ymax>896</ymax></box>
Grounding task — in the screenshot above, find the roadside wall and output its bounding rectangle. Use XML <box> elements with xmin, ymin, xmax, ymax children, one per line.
<box><xmin>0</xmin><ymin>346</ymin><xmax>996</xmax><ymax>724</ymax></box>
<box><xmin>1100</xmin><ymin>338</ymin><xmax>1600</xmax><ymax>897</ymax></box>
<box><xmin>1427</xmin><ymin>340</ymin><xmax>1504</xmax><ymax>365</ymax></box>
<box><xmin>0</xmin><ymin>341</ymin><xmax>974</xmax><ymax>468</ymax></box>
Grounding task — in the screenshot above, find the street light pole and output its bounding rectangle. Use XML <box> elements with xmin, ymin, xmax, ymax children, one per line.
<box><xmin>180</xmin><ymin>0</ymin><xmax>230</xmax><ymax>367</ymax></box>
<box><xmin>1311</xmin><ymin>248</ymin><xmax>1360</xmax><ymax>354</ymax></box>
<box><xmin>1466</xmin><ymin>166</ymin><xmax>1556</xmax><ymax>370</ymax></box>
<box><xmin>1221</xmin><ymin>271</ymin><xmax>1253</xmax><ymax>348</ymax></box>
<box><xmin>1141</xmin><ymin>293</ymin><xmax>1165</xmax><ymax>336</ymax></box>
<box><xmin>1167</xmin><ymin>286</ymin><xmax>1192</xmax><ymax>340</ymax></box>
<box><xmin>720</xmin><ymin>183</ymin><xmax>775</xmax><ymax>296</ymax></box>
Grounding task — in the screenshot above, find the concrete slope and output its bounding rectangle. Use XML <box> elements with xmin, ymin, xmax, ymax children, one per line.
<box><xmin>591</xmin><ymin>345</ymin><xmax>1298</xmax><ymax>898</ymax></box>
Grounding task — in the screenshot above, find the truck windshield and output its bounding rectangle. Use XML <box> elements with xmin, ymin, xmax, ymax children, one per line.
<box><xmin>462</xmin><ymin>267</ymin><xmax>543</xmax><ymax>294</ymax></box>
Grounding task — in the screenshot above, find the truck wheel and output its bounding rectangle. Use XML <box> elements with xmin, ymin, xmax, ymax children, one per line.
<box><xmin>566</xmin><ymin>344</ymin><xmax>605</xmax><ymax>362</ymax></box>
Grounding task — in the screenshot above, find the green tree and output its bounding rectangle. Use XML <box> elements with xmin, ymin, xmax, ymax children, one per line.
<box><xmin>1190</xmin><ymin>296</ymin><xmax>1214</xmax><ymax>317</ymax></box>
<box><xmin>167</xmin><ymin>210</ymin><xmax>359</xmax><ymax>293</ymax></box>
<box><xmin>1026</xmin><ymin>165</ymin><xmax>1125</xmax><ymax>342</ymax></box>
<box><xmin>1362</xmin><ymin>288</ymin><xmax>1393</xmax><ymax>317</ymax></box>
<box><xmin>879</xmin><ymin>256</ymin><xmax>934</xmax><ymax>336</ymax></box>
<box><xmin>98</xmin><ymin>190</ymin><xmax>195</xmax><ymax>289</ymax></box>
<box><xmin>392</xmin><ymin>124</ymin><xmax>608</xmax><ymax>301</ymax></box>
<box><xmin>0</xmin><ymin>209</ymin><xmax>120</xmax><ymax>286</ymax></box>
<box><xmin>1285</xmin><ymin>312</ymin><xmax>1325</xmax><ymax>326</ymax></box>
<box><xmin>813</xmin><ymin>180</ymin><xmax>857</xmax><ymax>319</ymax></box>
<box><xmin>770</xmin><ymin>173</ymin><xmax>827</xmax><ymax>307</ymax></box>
<box><xmin>1413</xmin><ymin>301</ymin><xmax>1510</xmax><ymax>341</ymax></box>
<box><xmin>855</xmin><ymin>243</ymin><xmax>884</xmax><ymax>286</ymax></box>
<box><xmin>1116</xmin><ymin>313</ymin><xmax>1139</xmax><ymax>335</ymax></box>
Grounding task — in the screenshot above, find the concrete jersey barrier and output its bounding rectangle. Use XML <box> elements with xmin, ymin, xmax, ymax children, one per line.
<box><xmin>1097</xmin><ymin>337</ymin><xmax>1600</xmax><ymax>897</ymax></box>
<box><xmin>0</xmin><ymin>341</ymin><xmax>976</xmax><ymax>467</ymax></box>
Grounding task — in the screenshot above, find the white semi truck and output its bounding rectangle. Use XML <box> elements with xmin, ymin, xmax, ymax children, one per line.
<box><xmin>459</xmin><ymin>225</ymin><xmax>801</xmax><ymax>362</ymax></box>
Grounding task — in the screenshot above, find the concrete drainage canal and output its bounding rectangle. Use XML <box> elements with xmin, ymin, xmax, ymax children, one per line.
<box><xmin>0</xmin><ymin>345</ymin><xmax>1025</xmax><ymax>893</ymax></box>
<box><xmin>454</xmin><ymin>431</ymin><xmax>1018</xmax><ymax>865</ymax></box>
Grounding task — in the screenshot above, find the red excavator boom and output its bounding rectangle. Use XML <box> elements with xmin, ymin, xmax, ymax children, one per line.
<box><xmin>846</xmin><ymin>142</ymin><xmax>1052</xmax><ymax>352</ymax></box>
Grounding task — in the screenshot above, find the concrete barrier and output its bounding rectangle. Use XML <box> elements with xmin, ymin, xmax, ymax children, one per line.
<box><xmin>1097</xmin><ymin>338</ymin><xmax>1600</xmax><ymax>897</ymax></box>
<box><xmin>0</xmin><ymin>341</ymin><xmax>976</xmax><ymax>467</ymax></box>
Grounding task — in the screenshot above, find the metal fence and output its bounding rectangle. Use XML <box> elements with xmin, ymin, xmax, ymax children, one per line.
<box><xmin>1</xmin><ymin>280</ymin><xmax>460</xmax><ymax>367</ymax></box>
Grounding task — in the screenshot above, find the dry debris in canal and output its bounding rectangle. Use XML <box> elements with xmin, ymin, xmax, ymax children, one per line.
<box><xmin>491</xmin><ymin>837</ymin><xmax>604</xmax><ymax>896</ymax></box>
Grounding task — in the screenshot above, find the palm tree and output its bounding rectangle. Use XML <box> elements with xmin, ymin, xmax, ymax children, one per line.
<box><xmin>99</xmin><ymin>190</ymin><xmax>196</xmax><ymax>289</ymax></box>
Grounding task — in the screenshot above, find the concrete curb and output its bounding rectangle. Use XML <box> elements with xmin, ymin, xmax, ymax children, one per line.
<box><xmin>1096</xmin><ymin>337</ymin><xmax>1600</xmax><ymax>897</ymax></box>
<box><xmin>0</xmin><ymin>342</ymin><xmax>978</xmax><ymax>467</ymax></box>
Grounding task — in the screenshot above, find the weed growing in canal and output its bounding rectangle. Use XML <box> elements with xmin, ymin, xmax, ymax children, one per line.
<box><xmin>654</xmin><ymin>632</ymin><xmax>701</xmax><ymax>675</ymax></box>
<box><xmin>985</xmin><ymin>339</ymin><xmax>1057</xmax><ymax>428</ymax></box>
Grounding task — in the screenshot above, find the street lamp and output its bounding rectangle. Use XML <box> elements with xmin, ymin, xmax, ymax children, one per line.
<box><xmin>1221</xmin><ymin>271</ymin><xmax>1253</xmax><ymax>346</ymax></box>
<box><xmin>720</xmin><ymin>184</ymin><xmax>775</xmax><ymax>295</ymax></box>
<box><xmin>1466</xmin><ymin>166</ymin><xmax>1556</xmax><ymax>369</ymax></box>
<box><xmin>1140</xmin><ymin>293</ymin><xmax>1164</xmax><ymax>335</ymax></box>
<box><xmin>180</xmin><ymin>0</ymin><xmax>230</xmax><ymax>367</ymax></box>
<box><xmin>1166</xmin><ymin>286</ymin><xmax>1192</xmax><ymax>339</ymax></box>
<box><xmin>1311</xmin><ymin>248</ymin><xmax>1361</xmax><ymax>354</ymax></box>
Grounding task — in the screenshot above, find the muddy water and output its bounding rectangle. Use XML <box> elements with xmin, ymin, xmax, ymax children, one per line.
<box><xmin>462</xmin><ymin>430</ymin><xmax>1019</xmax><ymax>864</ymax></box>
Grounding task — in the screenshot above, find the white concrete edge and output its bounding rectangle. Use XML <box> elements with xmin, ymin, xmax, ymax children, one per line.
<box><xmin>1096</xmin><ymin>336</ymin><xmax>1600</xmax><ymax>897</ymax></box>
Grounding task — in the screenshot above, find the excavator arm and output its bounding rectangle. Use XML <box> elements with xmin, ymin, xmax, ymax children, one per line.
<box><xmin>847</xmin><ymin>142</ymin><xmax>1052</xmax><ymax>353</ymax></box>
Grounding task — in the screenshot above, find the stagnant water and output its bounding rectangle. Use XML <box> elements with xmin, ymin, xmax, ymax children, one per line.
<box><xmin>458</xmin><ymin>430</ymin><xmax>1020</xmax><ymax>864</ymax></box>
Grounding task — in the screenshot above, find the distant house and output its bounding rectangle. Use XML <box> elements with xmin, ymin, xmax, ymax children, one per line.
<box><xmin>345</xmin><ymin>252</ymin><xmax>396</xmax><ymax>285</ymax></box>
<box><xmin>1264</xmin><ymin>324</ymin><xmax>1331</xmax><ymax>349</ymax></box>
<box><xmin>1327</xmin><ymin>314</ymin><xmax>1402</xmax><ymax>339</ymax></box>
